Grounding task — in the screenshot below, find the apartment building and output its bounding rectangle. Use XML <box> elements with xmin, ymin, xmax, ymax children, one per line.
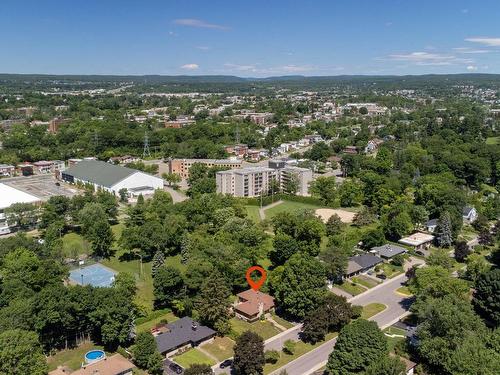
<box><xmin>168</xmin><ymin>158</ymin><xmax>243</xmax><ymax>179</ymax></box>
<box><xmin>216</xmin><ymin>167</ymin><xmax>277</xmax><ymax>197</ymax></box>
<box><xmin>216</xmin><ymin>164</ymin><xmax>313</xmax><ymax>197</ymax></box>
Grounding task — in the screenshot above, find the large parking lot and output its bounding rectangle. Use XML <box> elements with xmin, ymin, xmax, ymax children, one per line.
<box><xmin>1</xmin><ymin>174</ymin><xmax>79</xmax><ymax>200</ymax></box>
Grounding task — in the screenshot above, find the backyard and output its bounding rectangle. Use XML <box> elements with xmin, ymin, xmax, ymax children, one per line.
<box><xmin>47</xmin><ymin>342</ymin><xmax>105</xmax><ymax>371</ymax></box>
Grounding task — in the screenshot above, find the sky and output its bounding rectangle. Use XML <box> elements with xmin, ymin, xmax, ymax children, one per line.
<box><xmin>1</xmin><ymin>0</ymin><xmax>500</xmax><ymax>76</ymax></box>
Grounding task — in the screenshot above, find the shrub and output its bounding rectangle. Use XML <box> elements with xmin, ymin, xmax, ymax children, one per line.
<box><xmin>265</xmin><ymin>350</ymin><xmax>280</xmax><ymax>364</ymax></box>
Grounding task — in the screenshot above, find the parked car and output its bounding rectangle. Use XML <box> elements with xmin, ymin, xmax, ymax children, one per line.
<box><xmin>376</xmin><ymin>274</ymin><xmax>387</xmax><ymax>280</ymax></box>
<box><xmin>169</xmin><ymin>363</ymin><xmax>183</xmax><ymax>374</ymax></box>
<box><xmin>220</xmin><ymin>359</ymin><xmax>233</xmax><ymax>369</ymax></box>
<box><xmin>415</xmin><ymin>251</ymin><xmax>425</xmax><ymax>256</ymax></box>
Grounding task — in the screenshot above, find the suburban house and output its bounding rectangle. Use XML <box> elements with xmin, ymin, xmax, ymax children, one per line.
<box><xmin>398</xmin><ymin>232</ymin><xmax>435</xmax><ymax>252</ymax></box>
<box><xmin>371</xmin><ymin>244</ymin><xmax>407</xmax><ymax>259</ymax></box>
<box><xmin>61</xmin><ymin>160</ymin><xmax>164</xmax><ymax>196</ymax></box>
<box><xmin>49</xmin><ymin>354</ymin><xmax>135</xmax><ymax>375</ymax></box>
<box><xmin>153</xmin><ymin>317</ymin><xmax>216</xmax><ymax>356</ymax></box>
<box><xmin>345</xmin><ymin>254</ymin><xmax>384</xmax><ymax>278</ymax></box>
<box><xmin>462</xmin><ymin>206</ymin><xmax>478</xmax><ymax>223</ymax></box>
<box><xmin>234</xmin><ymin>289</ymin><xmax>275</xmax><ymax>322</ymax></box>
<box><xmin>364</xmin><ymin>138</ymin><xmax>384</xmax><ymax>154</ymax></box>
<box><xmin>425</xmin><ymin>219</ymin><xmax>438</xmax><ymax>233</ymax></box>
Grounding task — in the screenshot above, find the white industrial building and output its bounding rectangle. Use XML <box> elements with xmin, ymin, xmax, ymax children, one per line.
<box><xmin>0</xmin><ymin>183</ymin><xmax>40</xmax><ymax>235</ymax></box>
<box><xmin>61</xmin><ymin>160</ymin><xmax>164</xmax><ymax>196</ymax></box>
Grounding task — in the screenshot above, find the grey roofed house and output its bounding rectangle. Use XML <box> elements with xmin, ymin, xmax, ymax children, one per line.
<box><xmin>154</xmin><ymin>317</ymin><xmax>216</xmax><ymax>355</ymax></box>
<box><xmin>345</xmin><ymin>254</ymin><xmax>383</xmax><ymax>277</ymax></box>
<box><xmin>371</xmin><ymin>244</ymin><xmax>407</xmax><ymax>259</ymax></box>
<box><xmin>62</xmin><ymin>160</ymin><xmax>137</xmax><ymax>188</ymax></box>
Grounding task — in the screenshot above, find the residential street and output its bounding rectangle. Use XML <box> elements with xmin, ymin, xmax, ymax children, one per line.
<box><xmin>213</xmin><ymin>258</ymin><xmax>421</xmax><ymax>375</ymax></box>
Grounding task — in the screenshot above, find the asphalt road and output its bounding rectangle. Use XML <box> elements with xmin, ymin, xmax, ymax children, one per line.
<box><xmin>269</xmin><ymin>271</ymin><xmax>416</xmax><ymax>375</ymax></box>
<box><xmin>212</xmin><ymin>267</ymin><xmax>417</xmax><ymax>375</ymax></box>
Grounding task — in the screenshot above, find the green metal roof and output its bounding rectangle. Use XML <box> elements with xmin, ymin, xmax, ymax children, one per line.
<box><xmin>63</xmin><ymin>160</ymin><xmax>137</xmax><ymax>188</ymax></box>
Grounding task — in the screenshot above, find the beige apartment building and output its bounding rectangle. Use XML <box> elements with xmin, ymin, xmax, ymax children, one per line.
<box><xmin>167</xmin><ymin>158</ymin><xmax>242</xmax><ymax>179</ymax></box>
<box><xmin>216</xmin><ymin>165</ymin><xmax>313</xmax><ymax>197</ymax></box>
<box><xmin>216</xmin><ymin>167</ymin><xmax>277</xmax><ymax>197</ymax></box>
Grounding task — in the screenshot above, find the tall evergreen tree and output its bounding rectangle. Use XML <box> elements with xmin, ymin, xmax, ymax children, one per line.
<box><xmin>151</xmin><ymin>250</ymin><xmax>165</xmax><ymax>278</ymax></box>
<box><xmin>436</xmin><ymin>211</ymin><xmax>453</xmax><ymax>248</ymax></box>
<box><xmin>197</xmin><ymin>270</ymin><xmax>232</xmax><ymax>334</ymax></box>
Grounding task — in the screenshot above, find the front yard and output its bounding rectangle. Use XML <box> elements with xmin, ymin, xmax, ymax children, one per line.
<box><xmin>229</xmin><ymin>317</ymin><xmax>283</xmax><ymax>340</ymax></box>
<box><xmin>336</xmin><ymin>281</ymin><xmax>367</xmax><ymax>296</ymax></box>
<box><xmin>200</xmin><ymin>336</ymin><xmax>235</xmax><ymax>362</ymax></box>
<box><xmin>351</xmin><ymin>275</ymin><xmax>380</xmax><ymax>289</ymax></box>
<box><xmin>173</xmin><ymin>348</ymin><xmax>216</xmax><ymax>368</ymax></box>
<box><xmin>361</xmin><ymin>303</ymin><xmax>386</xmax><ymax>319</ymax></box>
<box><xmin>376</xmin><ymin>263</ymin><xmax>404</xmax><ymax>278</ymax></box>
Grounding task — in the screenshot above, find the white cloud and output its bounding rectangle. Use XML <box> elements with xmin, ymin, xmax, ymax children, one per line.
<box><xmin>195</xmin><ymin>46</ymin><xmax>211</xmax><ymax>51</ymax></box>
<box><xmin>453</xmin><ymin>47</ymin><xmax>490</xmax><ymax>54</ymax></box>
<box><xmin>466</xmin><ymin>65</ymin><xmax>478</xmax><ymax>71</ymax></box>
<box><xmin>386</xmin><ymin>51</ymin><xmax>473</xmax><ymax>66</ymax></box>
<box><xmin>180</xmin><ymin>64</ymin><xmax>199</xmax><ymax>70</ymax></box>
<box><xmin>280</xmin><ymin>64</ymin><xmax>314</xmax><ymax>73</ymax></box>
<box><xmin>465</xmin><ymin>37</ymin><xmax>500</xmax><ymax>47</ymax></box>
<box><xmin>224</xmin><ymin>63</ymin><xmax>258</xmax><ymax>72</ymax></box>
<box><xmin>173</xmin><ymin>18</ymin><xmax>228</xmax><ymax>30</ymax></box>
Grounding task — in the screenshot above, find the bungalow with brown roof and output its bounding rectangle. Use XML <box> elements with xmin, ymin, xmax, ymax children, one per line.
<box><xmin>234</xmin><ymin>289</ymin><xmax>275</xmax><ymax>322</ymax></box>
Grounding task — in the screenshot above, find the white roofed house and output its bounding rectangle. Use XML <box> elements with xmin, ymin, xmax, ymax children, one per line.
<box><xmin>60</xmin><ymin>160</ymin><xmax>164</xmax><ymax>197</ymax></box>
<box><xmin>398</xmin><ymin>232</ymin><xmax>435</xmax><ymax>253</ymax></box>
<box><xmin>462</xmin><ymin>206</ymin><xmax>477</xmax><ymax>224</ymax></box>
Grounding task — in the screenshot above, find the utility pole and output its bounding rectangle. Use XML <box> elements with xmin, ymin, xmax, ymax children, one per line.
<box><xmin>142</xmin><ymin>131</ymin><xmax>151</xmax><ymax>158</ymax></box>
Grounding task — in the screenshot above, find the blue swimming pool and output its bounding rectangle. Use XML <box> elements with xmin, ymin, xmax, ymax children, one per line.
<box><xmin>69</xmin><ymin>263</ymin><xmax>116</xmax><ymax>287</ymax></box>
<box><xmin>85</xmin><ymin>349</ymin><xmax>105</xmax><ymax>363</ymax></box>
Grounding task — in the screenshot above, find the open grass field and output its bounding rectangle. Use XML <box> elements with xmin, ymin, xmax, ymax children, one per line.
<box><xmin>47</xmin><ymin>342</ymin><xmax>105</xmax><ymax>371</ymax></box>
<box><xmin>486</xmin><ymin>136</ymin><xmax>500</xmax><ymax>145</ymax></box>
<box><xmin>263</xmin><ymin>200</ymin><xmax>322</xmax><ymax>219</ymax></box>
<box><xmin>361</xmin><ymin>303</ymin><xmax>386</xmax><ymax>319</ymax></box>
<box><xmin>263</xmin><ymin>332</ymin><xmax>338</xmax><ymax>374</ymax></box>
<box><xmin>173</xmin><ymin>348</ymin><xmax>216</xmax><ymax>368</ymax></box>
<box><xmin>62</xmin><ymin>232</ymin><xmax>90</xmax><ymax>258</ymax></box>
<box><xmin>200</xmin><ymin>337</ymin><xmax>235</xmax><ymax>361</ymax></box>
<box><xmin>229</xmin><ymin>317</ymin><xmax>282</xmax><ymax>340</ymax></box>
<box><xmin>245</xmin><ymin>205</ymin><xmax>261</xmax><ymax>222</ymax></box>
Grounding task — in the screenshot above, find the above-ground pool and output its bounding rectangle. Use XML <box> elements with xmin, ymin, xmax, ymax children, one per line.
<box><xmin>85</xmin><ymin>349</ymin><xmax>106</xmax><ymax>364</ymax></box>
<box><xmin>69</xmin><ymin>263</ymin><xmax>116</xmax><ymax>287</ymax></box>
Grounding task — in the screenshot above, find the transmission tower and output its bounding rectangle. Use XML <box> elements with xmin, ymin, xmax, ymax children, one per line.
<box><xmin>142</xmin><ymin>132</ymin><xmax>151</xmax><ymax>158</ymax></box>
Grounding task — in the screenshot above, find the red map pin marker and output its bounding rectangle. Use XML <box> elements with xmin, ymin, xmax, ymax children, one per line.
<box><xmin>246</xmin><ymin>265</ymin><xmax>267</xmax><ymax>291</ymax></box>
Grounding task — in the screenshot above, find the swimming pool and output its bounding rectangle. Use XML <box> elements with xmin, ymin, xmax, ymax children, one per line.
<box><xmin>84</xmin><ymin>349</ymin><xmax>105</xmax><ymax>364</ymax></box>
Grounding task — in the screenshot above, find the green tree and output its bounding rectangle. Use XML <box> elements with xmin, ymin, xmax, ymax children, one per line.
<box><xmin>465</xmin><ymin>253</ymin><xmax>491</xmax><ymax>283</ymax></box>
<box><xmin>233</xmin><ymin>331</ymin><xmax>265</xmax><ymax>375</ymax></box>
<box><xmin>132</xmin><ymin>332</ymin><xmax>157</xmax><ymax>369</ymax></box>
<box><xmin>325</xmin><ymin>214</ymin><xmax>343</xmax><ymax>237</ymax></box>
<box><xmin>427</xmin><ymin>249</ymin><xmax>454</xmax><ymax>270</ymax></box>
<box><xmin>5</xmin><ymin>203</ymin><xmax>39</xmax><ymax>230</ymax></box>
<box><xmin>269</xmin><ymin>233</ymin><xmax>299</xmax><ymax>267</ymax></box>
<box><xmin>162</xmin><ymin>172</ymin><xmax>182</xmax><ymax>187</ymax></box>
<box><xmin>197</xmin><ymin>271</ymin><xmax>232</xmax><ymax>334</ymax></box>
<box><xmin>473</xmin><ymin>269</ymin><xmax>500</xmax><ymax>327</ymax></box>
<box><xmin>320</xmin><ymin>245</ymin><xmax>349</xmax><ymax>282</ymax></box>
<box><xmin>265</xmin><ymin>350</ymin><xmax>280</xmax><ymax>364</ymax></box>
<box><xmin>382</xmin><ymin>210</ymin><xmax>413</xmax><ymax>241</ymax></box>
<box><xmin>436</xmin><ymin>211</ymin><xmax>454</xmax><ymax>248</ymax></box>
<box><xmin>153</xmin><ymin>266</ymin><xmax>184</xmax><ymax>308</ymax></box>
<box><xmin>270</xmin><ymin>253</ymin><xmax>326</xmax><ymax>319</ymax></box>
<box><xmin>365</xmin><ymin>356</ymin><xmax>406</xmax><ymax>375</ymax></box>
<box><xmin>147</xmin><ymin>351</ymin><xmax>164</xmax><ymax>375</ymax></box>
<box><xmin>283</xmin><ymin>173</ymin><xmax>300</xmax><ymax>195</ymax></box>
<box><xmin>78</xmin><ymin>202</ymin><xmax>114</xmax><ymax>257</ymax></box>
<box><xmin>409</xmin><ymin>266</ymin><xmax>469</xmax><ymax>301</ymax></box>
<box><xmin>309</xmin><ymin>176</ymin><xmax>337</xmax><ymax>205</ymax></box>
<box><xmin>0</xmin><ymin>329</ymin><xmax>47</xmax><ymax>375</ymax></box>
<box><xmin>361</xmin><ymin>227</ymin><xmax>385</xmax><ymax>249</ymax></box>
<box><xmin>454</xmin><ymin>241</ymin><xmax>470</xmax><ymax>262</ymax></box>
<box><xmin>112</xmin><ymin>272</ymin><xmax>137</xmax><ymax>298</ymax></box>
<box><xmin>151</xmin><ymin>250</ymin><xmax>165</xmax><ymax>278</ymax></box>
<box><xmin>326</xmin><ymin>319</ymin><xmax>387</xmax><ymax>375</ymax></box>
<box><xmin>338</xmin><ymin>179</ymin><xmax>364</xmax><ymax>207</ymax></box>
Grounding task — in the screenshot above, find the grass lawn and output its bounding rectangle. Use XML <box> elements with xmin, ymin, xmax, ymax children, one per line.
<box><xmin>486</xmin><ymin>136</ymin><xmax>500</xmax><ymax>145</ymax></box>
<box><xmin>336</xmin><ymin>281</ymin><xmax>367</xmax><ymax>296</ymax></box>
<box><xmin>229</xmin><ymin>318</ymin><xmax>282</xmax><ymax>341</ymax></box>
<box><xmin>459</xmin><ymin>225</ymin><xmax>478</xmax><ymax>242</ymax></box>
<box><xmin>173</xmin><ymin>348</ymin><xmax>216</xmax><ymax>368</ymax></box>
<box><xmin>351</xmin><ymin>275</ymin><xmax>379</xmax><ymax>289</ymax></box>
<box><xmin>263</xmin><ymin>332</ymin><xmax>338</xmax><ymax>374</ymax></box>
<box><xmin>396</xmin><ymin>286</ymin><xmax>413</xmax><ymax>296</ymax></box>
<box><xmin>200</xmin><ymin>337</ymin><xmax>235</xmax><ymax>361</ymax></box>
<box><xmin>377</xmin><ymin>263</ymin><xmax>404</xmax><ymax>278</ymax></box>
<box><xmin>383</xmin><ymin>326</ymin><xmax>406</xmax><ymax>352</ymax></box>
<box><xmin>263</xmin><ymin>201</ymin><xmax>322</xmax><ymax>220</ymax></box>
<box><xmin>361</xmin><ymin>303</ymin><xmax>386</xmax><ymax>319</ymax></box>
<box><xmin>47</xmin><ymin>342</ymin><xmax>105</xmax><ymax>371</ymax></box>
<box><xmin>135</xmin><ymin>309</ymin><xmax>178</xmax><ymax>333</ymax></box>
<box><xmin>271</xmin><ymin>312</ymin><xmax>295</xmax><ymax>330</ymax></box>
<box><xmin>245</xmin><ymin>205</ymin><xmax>261</xmax><ymax>222</ymax></box>
<box><xmin>62</xmin><ymin>232</ymin><xmax>91</xmax><ymax>258</ymax></box>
